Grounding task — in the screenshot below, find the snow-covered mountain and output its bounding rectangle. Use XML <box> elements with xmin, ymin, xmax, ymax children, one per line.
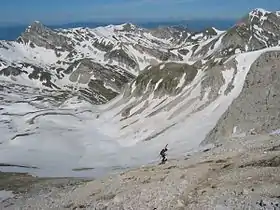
<box><xmin>92</xmin><ymin>9</ymin><xmax>280</xmax><ymax>149</ymax></box>
<box><xmin>1</xmin><ymin>8</ymin><xmax>280</xmax><ymax>177</ymax></box>
<box><xmin>0</xmin><ymin>22</ymin><xmax>194</xmax><ymax>103</ymax></box>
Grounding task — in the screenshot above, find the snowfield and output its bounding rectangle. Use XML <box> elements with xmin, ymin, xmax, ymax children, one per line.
<box><xmin>0</xmin><ymin>86</ymin><xmax>121</xmax><ymax>177</ymax></box>
<box><xmin>1</xmin><ymin>46</ymin><xmax>279</xmax><ymax>177</ymax></box>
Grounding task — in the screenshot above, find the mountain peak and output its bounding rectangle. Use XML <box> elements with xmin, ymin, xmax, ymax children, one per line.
<box><xmin>114</xmin><ymin>22</ymin><xmax>138</xmax><ymax>31</ymax></box>
<box><xmin>34</xmin><ymin>20</ymin><xmax>41</xmax><ymax>24</ymax></box>
<box><xmin>24</xmin><ymin>20</ymin><xmax>48</xmax><ymax>34</ymax></box>
<box><xmin>233</xmin><ymin>8</ymin><xmax>276</xmax><ymax>27</ymax></box>
<box><xmin>30</xmin><ymin>20</ymin><xmax>45</xmax><ymax>28</ymax></box>
<box><xmin>249</xmin><ymin>8</ymin><xmax>271</xmax><ymax>19</ymax></box>
<box><xmin>250</xmin><ymin>8</ymin><xmax>271</xmax><ymax>14</ymax></box>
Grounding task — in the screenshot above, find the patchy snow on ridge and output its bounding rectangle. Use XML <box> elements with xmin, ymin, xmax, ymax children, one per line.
<box><xmin>0</xmin><ymin>21</ymin><xmax>189</xmax><ymax>94</ymax></box>
<box><xmin>212</xmin><ymin>27</ymin><xmax>225</xmax><ymax>35</ymax></box>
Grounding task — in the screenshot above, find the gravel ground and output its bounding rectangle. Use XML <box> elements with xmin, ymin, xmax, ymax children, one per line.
<box><xmin>1</xmin><ymin>134</ymin><xmax>280</xmax><ymax>209</ymax></box>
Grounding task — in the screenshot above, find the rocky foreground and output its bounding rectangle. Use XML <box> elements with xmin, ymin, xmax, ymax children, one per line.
<box><xmin>0</xmin><ymin>134</ymin><xmax>279</xmax><ymax>209</ymax></box>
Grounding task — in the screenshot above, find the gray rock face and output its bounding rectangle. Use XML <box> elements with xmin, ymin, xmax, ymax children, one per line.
<box><xmin>219</xmin><ymin>9</ymin><xmax>280</xmax><ymax>55</ymax></box>
<box><xmin>104</xmin><ymin>47</ymin><xmax>139</xmax><ymax>70</ymax></box>
<box><xmin>92</xmin><ymin>39</ymin><xmax>114</xmax><ymax>52</ymax></box>
<box><xmin>130</xmin><ymin>63</ymin><xmax>197</xmax><ymax>97</ymax></box>
<box><xmin>193</xmin><ymin>9</ymin><xmax>280</xmax><ymax>60</ymax></box>
<box><xmin>187</xmin><ymin>27</ymin><xmax>218</xmax><ymax>43</ymax></box>
<box><xmin>204</xmin><ymin>50</ymin><xmax>280</xmax><ymax>144</ymax></box>
<box><xmin>17</xmin><ymin>21</ymin><xmax>72</xmax><ymax>51</ymax></box>
<box><xmin>149</xmin><ymin>26</ymin><xmax>190</xmax><ymax>44</ymax></box>
<box><xmin>65</xmin><ymin>58</ymin><xmax>135</xmax><ymax>104</ymax></box>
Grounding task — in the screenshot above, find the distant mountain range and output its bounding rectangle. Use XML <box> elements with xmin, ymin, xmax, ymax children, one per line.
<box><xmin>0</xmin><ymin>19</ymin><xmax>236</xmax><ymax>40</ymax></box>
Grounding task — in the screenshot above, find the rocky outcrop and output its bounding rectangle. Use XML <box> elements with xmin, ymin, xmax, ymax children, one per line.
<box><xmin>104</xmin><ymin>48</ymin><xmax>138</xmax><ymax>70</ymax></box>
<box><xmin>187</xmin><ymin>27</ymin><xmax>219</xmax><ymax>43</ymax></box>
<box><xmin>63</xmin><ymin>58</ymin><xmax>135</xmax><ymax>103</ymax></box>
<box><xmin>17</xmin><ymin>21</ymin><xmax>72</xmax><ymax>51</ymax></box>
<box><xmin>149</xmin><ymin>26</ymin><xmax>190</xmax><ymax>44</ymax></box>
<box><xmin>204</xmin><ymin>50</ymin><xmax>280</xmax><ymax>144</ymax></box>
<box><xmin>129</xmin><ymin>62</ymin><xmax>198</xmax><ymax>97</ymax></box>
<box><xmin>219</xmin><ymin>9</ymin><xmax>280</xmax><ymax>55</ymax></box>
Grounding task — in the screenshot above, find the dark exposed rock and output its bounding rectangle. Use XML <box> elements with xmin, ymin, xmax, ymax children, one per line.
<box><xmin>0</xmin><ymin>66</ymin><xmax>26</xmax><ymax>77</ymax></box>
<box><xmin>17</xmin><ymin>21</ymin><xmax>73</xmax><ymax>51</ymax></box>
<box><xmin>104</xmin><ymin>48</ymin><xmax>138</xmax><ymax>70</ymax></box>
<box><xmin>131</xmin><ymin>62</ymin><xmax>197</xmax><ymax>97</ymax></box>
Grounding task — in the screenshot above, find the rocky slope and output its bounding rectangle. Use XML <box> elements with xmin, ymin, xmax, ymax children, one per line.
<box><xmin>187</xmin><ymin>8</ymin><xmax>280</xmax><ymax>61</ymax></box>
<box><xmin>1</xmin><ymin>134</ymin><xmax>280</xmax><ymax>209</ymax></box>
<box><xmin>204</xmin><ymin>49</ymin><xmax>280</xmax><ymax>145</ymax></box>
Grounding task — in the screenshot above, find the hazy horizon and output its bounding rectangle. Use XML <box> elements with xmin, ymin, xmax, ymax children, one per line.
<box><xmin>0</xmin><ymin>19</ymin><xmax>237</xmax><ymax>41</ymax></box>
<box><xmin>0</xmin><ymin>18</ymin><xmax>237</xmax><ymax>27</ymax></box>
<box><xmin>0</xmin><ymin>0</ymin><xmax>279</xmax><ymax>25</ymax></box>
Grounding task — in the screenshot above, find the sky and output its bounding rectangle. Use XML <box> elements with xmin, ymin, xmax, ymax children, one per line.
<box><xmin>0</xmin><ymin>0</ymin><xmax>279</xmax><ymax>25</ymax></box>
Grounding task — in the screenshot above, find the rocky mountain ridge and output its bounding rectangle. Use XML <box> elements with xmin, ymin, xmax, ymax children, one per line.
<box><xmin>0</xmin><ymin>21</ymin><xmax>195</xmax><ymax>103</ymax></box>
<box><xmin>91</xmin><ymin>8</ymin><xmax>280</xmax><ymax>151</ymax></box>
<box><xmin>3</xmin><ymin>9</ymin><xmax>279</xmax><ymax>105</ymax></box>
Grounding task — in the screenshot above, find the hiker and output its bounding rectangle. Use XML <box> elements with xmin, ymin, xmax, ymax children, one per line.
<box><xmin>160</xmin><ymin>144</ymin><xmax>168</xmax><ymax>164</ymax></box>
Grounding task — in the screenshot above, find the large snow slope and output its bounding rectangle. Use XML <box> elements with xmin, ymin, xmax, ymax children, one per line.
<box><xmin>1</xmin><ymin>46</ymin><xmax>278</xmax><ymax>177</ymax></box>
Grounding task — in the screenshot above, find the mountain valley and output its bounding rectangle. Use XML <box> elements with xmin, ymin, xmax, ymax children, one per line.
<box><xmin>0</xmin><ymin>8</ymin><xmax>280</xmax><ymax>209</ymax></box>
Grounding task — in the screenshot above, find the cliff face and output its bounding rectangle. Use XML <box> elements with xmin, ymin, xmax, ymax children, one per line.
<box><xmin>204</xmin><ymin>50</ymin><xmax>280</xmax><ymax>145</ymax></box>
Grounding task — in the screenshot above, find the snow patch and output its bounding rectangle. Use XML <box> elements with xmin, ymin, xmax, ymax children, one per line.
<box><xmin>154</xmin><ymin>79</ymin><xmax>163</xmax><ymax>91</ymax></box>
<box><xmin>176</xmin><ymin>73</ymin><xmax>186</xmax><ymax>89</ymax></box>
<box><xmin>130</xmin><ymin>81</ymin><xmax>137</xmax><ymax>93</ymax></box>
<box><xmin>235</xmin><ymin>49</ymin><xmax>241</xmax><ymax>54</ymax></box>
<box><xmin>219</xmin><ymin>68</ymin><xmax>235</xmax><ymax>94</ymax></box>
<box><xmin>159</xmin><ymin>63</ymin><xmax>165</xmax><ymax>70</ymax></box>
<box><xmin>0</xmin><ymin>191</ymin><xmax>14</xmax><ymax>202</ymax></box>
<box><xmin>270</xmin><ymin>129</ymin><xmax>280</xmax><ymax>135</ymax></box>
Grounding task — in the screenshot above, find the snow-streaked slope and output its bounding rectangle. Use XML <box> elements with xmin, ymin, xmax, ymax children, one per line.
<box><xmin>89</xmin><ymin>46</ymin><xmax>280</xmax><ymax>160</ymax></box>
<box><xmin>0</xmin><ymin>80</ymin><xmax>211</xmax><ymax>177</ymax></box>
<box><xmin>1</xmin><ymin>9</ymin><xmax>280</xmax><ymax>178</ymax></box>
<box><xmin>1</xmin><ymin>8</ymin><xmax>280</xmax><ymax>97</ymax></box>
<box><xmin>0</xmin><ymin>22</ymin><xmax>200</xmax><ymax>104</ymax></box>
<box><xmin>2</xmin><ymin>22</ymin><xmax>189</xmax><ymax>74</ymax></box>
<box><xmin>0</xmin><ymin>82</ymin><xmax>124</xmax><ymax>177</ymax></box>
<box><xmin>1</xmin><ymin>46</ymin><xmax>278</xmax><ymax>177</ymax></box>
